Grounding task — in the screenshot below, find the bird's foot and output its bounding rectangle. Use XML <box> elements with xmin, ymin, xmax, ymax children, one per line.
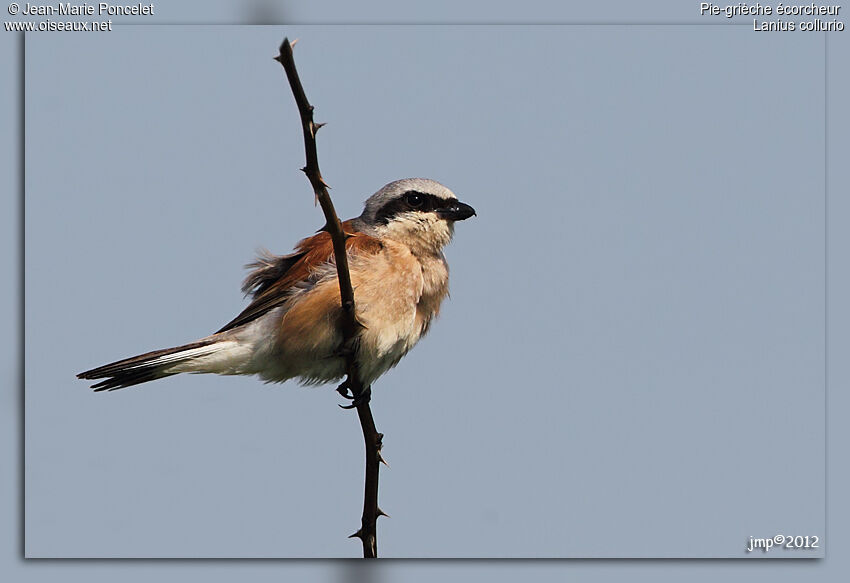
<box><xmin>336</xmin><ymin>379</ymin><xmax>354</xmax><ymax>400</ymax></box>
<box><xmin>338</xmin><ymin>384</ymin><xmax>372</xmax><ymax>409</ymax></box>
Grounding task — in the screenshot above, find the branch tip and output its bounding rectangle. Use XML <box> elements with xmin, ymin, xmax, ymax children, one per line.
<box><xmin>278</xmin><ymin>38</ymin><xmax>291</xmax><ymax>56</ymax></box>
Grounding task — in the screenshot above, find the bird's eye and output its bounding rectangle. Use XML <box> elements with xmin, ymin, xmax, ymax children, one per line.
<box><xmin>406</xmin><ymin>192</ymin><xmax>424</xmax><ymax>208</ymax></box>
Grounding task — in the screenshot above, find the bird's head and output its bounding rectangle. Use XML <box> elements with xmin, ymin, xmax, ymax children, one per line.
<box><xmin>355</xmin><ymin>178</ymin><xmax>476</xmax><ymax>255</ymax></box>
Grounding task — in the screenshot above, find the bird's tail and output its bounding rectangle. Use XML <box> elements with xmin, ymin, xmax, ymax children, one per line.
<box><xmin>77</xmin><ymin>336</ymin><xmax>247</xmax><ymax>392</ymax></box>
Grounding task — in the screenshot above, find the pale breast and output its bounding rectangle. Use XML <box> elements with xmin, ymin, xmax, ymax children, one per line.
<box><xmin>415</xmin><ymin>252</ymin><xmax>450</xmax><ymax>337</ymax></box>
<box><xmin>350</xmin><ymin>243</ymin><xmax>450</xmax><ymax>384</ymax></box>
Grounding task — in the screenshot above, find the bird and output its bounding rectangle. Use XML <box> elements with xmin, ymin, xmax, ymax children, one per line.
<box><xmin>77</xmin><ymin>178</ymin><xmax>475</xmax><ymax>398</ymax></box>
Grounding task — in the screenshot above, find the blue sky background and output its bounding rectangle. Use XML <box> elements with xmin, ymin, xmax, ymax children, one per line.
<box><xmin>3</xmin><ymin>0</ymin><xmax>849</xmax><ymax>580</ymax></box>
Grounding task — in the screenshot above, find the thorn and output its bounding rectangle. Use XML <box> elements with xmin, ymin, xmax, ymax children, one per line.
<box><xmin>319</xmin><ymin>176</ymin><xmax>331</xmax><ymax>189</ymax></box>
<box><xmin>348</xmin><ymin>529</ymin><xmax>364</xmax><ymax>540</ymax></box>
<box><xmin>377</xmin><ymin>508</ymin><xmax>390</xmax><ymax>518</ymax></box>
<box><xmin>377</xmin><ymin>451</ymin><xmax>389</xmax><ymax>467</ymax></box>
<box><xmin>300</xmin><ymin>166</ymin><xmax>308</xmax><ymax>174</ymax></box>
<box><xmin>313</xmin><ymin>122</ymin><xmax>327</xmax><ymax>132</ymax></box>
<box><xmin>289</xmin><ymin>38</ymin><xmax>299</xmax><ymax>48</ymax></box>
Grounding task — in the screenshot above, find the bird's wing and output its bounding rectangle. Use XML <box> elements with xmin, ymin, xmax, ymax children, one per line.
<box><xmin>215</xmin><ymin>220</ymin><xmax>383</xmax><ymax>334</ymax></box>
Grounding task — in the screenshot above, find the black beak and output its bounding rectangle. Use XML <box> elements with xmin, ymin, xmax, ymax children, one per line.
<box><xmin>437</xmin><ymin>201</ymin><xmax>476</xmax><ymax>222</ymax></box>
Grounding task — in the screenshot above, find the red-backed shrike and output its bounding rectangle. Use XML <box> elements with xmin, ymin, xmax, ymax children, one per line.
<box><xmin>78</xmin><ymin>178</ymin><xmax>475</xmax><ymax>392</ymax></box>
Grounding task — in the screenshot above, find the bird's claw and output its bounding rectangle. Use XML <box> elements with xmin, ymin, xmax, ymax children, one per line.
<box><xmin>336</xmin><ymin>380</ymin><xmax>354</xmax><ymax>400</ymax></box>
<box><xmin>338</xmin><ymin>385</ymin><xmax>372</xmax><ymax>409</ymax></box>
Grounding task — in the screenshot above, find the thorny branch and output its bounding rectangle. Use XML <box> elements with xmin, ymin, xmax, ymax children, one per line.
<box><xmin>274</xmin><ymin>38</ymin><xmax>384</xmax><ymax>559</ymax></box>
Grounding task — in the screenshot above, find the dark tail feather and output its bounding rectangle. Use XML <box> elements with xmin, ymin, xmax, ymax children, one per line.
<box><xmin>77</xmin><ymin>339</ymin><xmax>216</xmax><ymax>392</ymax></box>
<box><xmin>88</xmin><ymin>371</ymin><xmax>178</xmax><ymax>392</ymax></box>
